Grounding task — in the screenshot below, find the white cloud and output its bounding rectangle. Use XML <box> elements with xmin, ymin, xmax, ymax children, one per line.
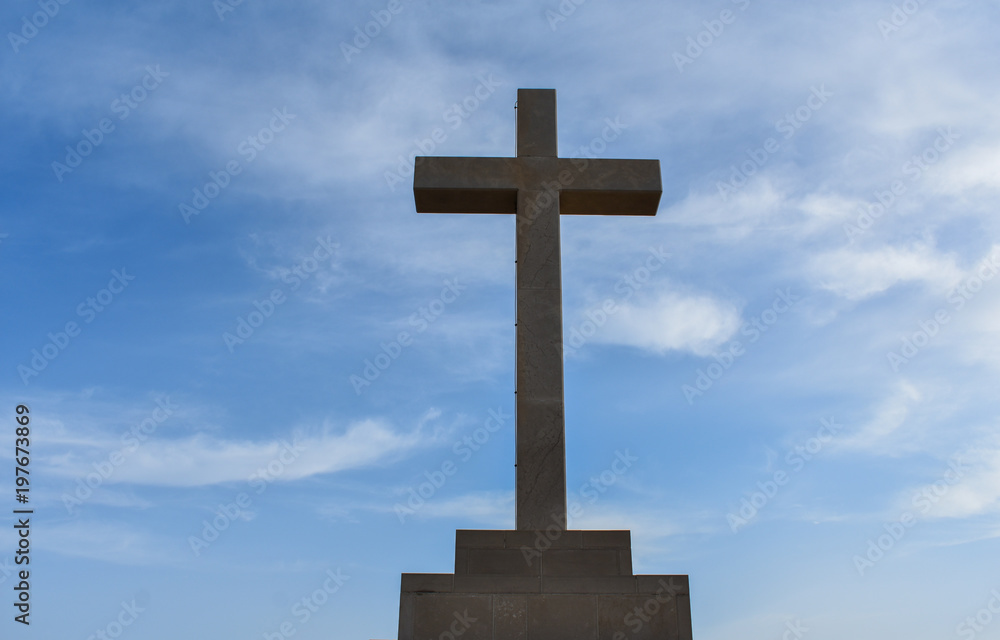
<box><xmin>835</xmin><ymin>382</ymin><xmax>922</xmax><ymax>454</ymax></box>
<box><xmin>921</xmin><ymin>443</ymin><xmax>1000</xmax><ymax>519</ymax></box>
<box><xmin>797</xmin><ymin>192</ymin><xmax>859</xmax><ymax>224</ymax></box>
<box><xmin>809</xmin><ymin>243</ymin><xmax>963</xmax><ymax>300</ymax></box>
<box><xmin>589</xmin><ymin>291</ymin><xmax>742</xmax><ymax>356</ymax></box>
<box><xmin>45</xmin><ymin>417</ymin><xmax>430</xmax><ymax>488</ymax></box>
<box><xmin>932</xmin><ymin>142</ymin><xmax>1000</xmax><ymax>194</ymax></box>
<box><xmin>666</xmin><ymin>180</ymin><xmax>788</xmax><ymax>240</ymax></box>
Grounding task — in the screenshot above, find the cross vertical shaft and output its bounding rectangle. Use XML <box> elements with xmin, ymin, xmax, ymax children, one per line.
<box><xmin>514</xmin><ymin>90</ymin><xmax>567</xmax><ymax>530</ymax></box>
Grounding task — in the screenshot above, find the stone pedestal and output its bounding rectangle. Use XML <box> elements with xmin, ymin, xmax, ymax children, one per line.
<box><xmin>398</xmin><ymin>530</ymin><xmax>692</xmax><ymax>640</ymax></box>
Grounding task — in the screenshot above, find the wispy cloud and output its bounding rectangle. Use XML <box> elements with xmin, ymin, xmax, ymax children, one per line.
<box><xmin>593</xmin><ymin>290</ymin><xmax>742</xmax><ymax>356</ymax></box>
<box><xmin>809</xmin><ymin>243</ymin><xmax>963</xmax><ymax>300</ymax></box>
<box><xmin>921</xmin><ymin>441</ymin><xmax>1000</xmax><ymax>519</ymax></box>
<box><xmin>34</xmin><ymin>392</ymin><xmax>439</xmax><ymax>487</ymax></box>
<box><xmin>835</xmin><ymin>382</ymin><xmax>923</xmax><ymax>454</ymax></box>
<box><xmin>99</xmin><ymin>419</ymin><xmax>427</xmax><ymax>487</ymax></box>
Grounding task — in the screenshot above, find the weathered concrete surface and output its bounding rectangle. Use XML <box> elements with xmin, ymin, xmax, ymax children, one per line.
<box><xmin>398</xmin><ymin>530</ymin><xmax>692</xmax><ymax>640</ymax></box>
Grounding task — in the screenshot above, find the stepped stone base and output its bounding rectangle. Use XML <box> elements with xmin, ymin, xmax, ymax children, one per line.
<box><xmin>398</xmin><ymin>530</ymin><xmax>692</xmax><ymax>640</ymax></box>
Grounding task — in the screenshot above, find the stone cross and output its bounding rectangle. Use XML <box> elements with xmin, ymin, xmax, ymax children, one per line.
<box><xmin>413</xmin><ymin>89</ymin><xmax>661</xmax><ymax>530</ymax></box>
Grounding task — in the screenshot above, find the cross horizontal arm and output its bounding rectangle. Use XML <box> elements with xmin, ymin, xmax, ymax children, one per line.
<box><xmin>414</xmin><ymin>157</ymin><xmax>519</xmax><ymax>214</ymax></box>
<box><xmin>414</xmin><ymin>156</ymin><xmax>662</xmax><ymax>216</ymax></box>
<box><xmin>556</xmin><ymin>158</ymin><xmax>662</xmax><ymax>216</ymax></box>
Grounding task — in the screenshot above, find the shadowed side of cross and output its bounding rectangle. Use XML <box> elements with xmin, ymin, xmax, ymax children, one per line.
<box><xmin>413</xmin><ymin>89</ymin><xmax>662</xmax><ymax>530</ymax></box>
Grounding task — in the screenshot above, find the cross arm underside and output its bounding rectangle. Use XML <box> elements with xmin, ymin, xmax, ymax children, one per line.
<box><xmin>413</xmin><ymin>157</ymin><xmax>519</xmax><ymax>214</ymax></box>
<box><xmin>557</xmin><ymin>158</ymin><xmax>662</xmax><ymax>216</ymax></box>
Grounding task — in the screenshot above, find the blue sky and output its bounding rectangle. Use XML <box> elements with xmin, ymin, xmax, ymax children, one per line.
<box><xmin>3</xmin><ymin>0</ymin><xmax>1000</xmax><ymax>638</ymax></box>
